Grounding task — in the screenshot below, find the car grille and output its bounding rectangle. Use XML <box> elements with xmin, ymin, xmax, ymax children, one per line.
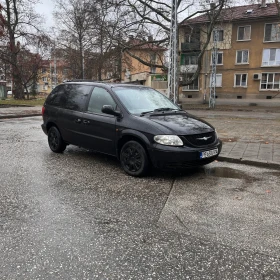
<box><xmin>182</xmin><ymin>131</ymin><xmax>216</xmax><ymax>147</ymax></box>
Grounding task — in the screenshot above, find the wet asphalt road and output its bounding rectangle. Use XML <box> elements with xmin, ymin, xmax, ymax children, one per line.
<box><xmin>0</xmin><ymin>116</ymin><xmax>280</xmax><ymax>280</ymax></box>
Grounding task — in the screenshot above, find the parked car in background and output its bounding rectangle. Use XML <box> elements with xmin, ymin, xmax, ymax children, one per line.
<box><xmin>41</xmin><ymin>82</ymin><xmax>222</xmax><ymax>176</ymax></box>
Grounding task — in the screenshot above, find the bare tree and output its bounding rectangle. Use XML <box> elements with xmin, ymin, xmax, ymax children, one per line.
<box><xmin>53</xmin><ymin>0</ymin><xmax>96</xmax><ymax>79</ymax></box>
<box><xmin>118</xmin><ymin>0</ymin><xmax>228</xmax><ymax>84</ymax></box>
<box><xmin>54</xmin><ymin>0</ymin><xmax>131</xmax><ymax>81</ymax></box>
<box><xmin>0</xmin><ymin>0</ymin><xmax>47</xmax><ymax>99</ymax></box>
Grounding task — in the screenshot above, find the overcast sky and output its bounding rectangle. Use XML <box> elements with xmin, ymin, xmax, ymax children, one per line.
<box><xmin>35</xmin><ymin>0</ymin><xmax>55</xmax><ymax>28</ymax></box>
<box><xmin>34</xmin><ymin>0</ymin><xmax>274</xmax><ymax>29</ymax></box>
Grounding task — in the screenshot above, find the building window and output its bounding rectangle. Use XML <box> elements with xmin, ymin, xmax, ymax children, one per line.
<box><xmin>182</xmin><ymin>74</ymin><xmax>199</xmax><ymax>91</ymax></box>
<box><xmin>264</xmin><ymin>23</ymin><xmax>280</xmax><ymax>42</ymax></box>
<box><xmin>42</xmin><ymin>77</ymin><xmax>48</xmax><ymax>82</ymax></box>
<box><xmin>262</xmin><ymin>49</ymin><xmax>280</xmax><ymax>66</ymax></box>
<box><xmin>42</xmin><ymin>68</ymin><xmax>47</xmax><ymax>74</ymax></box>
<box><xmin>213</xmin><ymin>30</ymin><xmax>224</xmax><ymax>41</ymax></box>
<box><xmin>236</xmin><ymin>50</ymin><xmax>249</xmax><ymax>64</ymax></box>
<box><xmin>235</xmin><ymin>74</ymin><xmax>248</xmax><ymax>87</ymax></box>
<box><xmin>209</xmin><ymin>74</ymin><xmax>222</xmax><ymax>87</ymax></box>
<box><xmin>211</xmin><ymin>52</ymin><xmax>223</xmax><ymax>65</ymax></box>
<box><xmin>150</xmin><ymin>67</ymin><xmax>156</xmax><ymax>73</ymax></box>
<box><xmin>181</xmin><ymin>53</ymin><xmax>199</xmax><ymax>65</ymax></box>
<box><xmin>260</xmin><ymin>73</ymin><xmax>280</xmax><ymax>89</ymax></box>
<box><xmin>237</xmin><ymin>26</ymin><xmax>251</xmax><ymax>41</ymax></box>
<box><xmin>43</xmin><ymin>85</ymin><xmax>48</xmax><ymax>90</ymax></box>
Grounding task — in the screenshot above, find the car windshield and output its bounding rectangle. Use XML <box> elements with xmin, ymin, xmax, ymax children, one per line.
<box><xmin>112</xmin><ymin>87</ymin><xmax>178</xmax><ymax>114</ymax></box>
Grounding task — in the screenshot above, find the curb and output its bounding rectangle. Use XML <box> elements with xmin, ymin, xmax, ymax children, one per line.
<box><xmin>218</xmin><ymin>155</ymin><xmax>280</xmax><ymax>170</ymax></box>
<box><xmin>0</xmin><ymin>113</ymin><xmax>41</xmax><ymax>120</ymax></box>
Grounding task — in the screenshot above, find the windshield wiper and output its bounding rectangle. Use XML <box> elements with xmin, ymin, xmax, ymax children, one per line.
<box><xmin>140</xmin><ymin>108</ymin><xmax>182</xmax><ymax>116</ymax></box>
<box><xmin>154</xmin><ymin>107</ymin><xmax>178</xmax><ymax>112</ymax></box>
<box><xmin>140</xmin><ymin>110</ymin><xmax>154</xmax><ymax>116</ymax></box>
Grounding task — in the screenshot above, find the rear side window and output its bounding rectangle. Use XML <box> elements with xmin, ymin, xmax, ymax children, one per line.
<box><xmin>87</xmin><ymin>87</ymin><xmax>116</xmax><ymax>114</ymax></box>
<box><xmin>46</xmin><ymin>85</ymin><xmax>65</xmax><ymax>107</ymax></box>
<box><xmin>64</xmin><ymin>84</ymin><xmax>91</xmax><ymax>111</ymax></box>
<box><xmin>46</xmin><ymin>84</ymin><xmax>91</xmax><ymax>111</ymax></box>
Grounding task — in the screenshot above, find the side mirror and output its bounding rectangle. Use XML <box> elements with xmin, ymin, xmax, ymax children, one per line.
<box><xmin>177</xmin><ymin>103</ymin><xmax>183</xmax><ymax>109</ymax></box>
<box><xmin>102</xmin><ymin>105</ymin><xmax>122</xmax><ymax>117</ymax></box>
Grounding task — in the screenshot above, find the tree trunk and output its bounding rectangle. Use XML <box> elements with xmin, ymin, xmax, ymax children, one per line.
<box><xmin>79</xmin><ymin>39</ymin><xmax>84</xmax><ymax>79</ymax></box>
<box><xmin>6</xmin><ymin>0</ymin><xmax>24</xmax><ymax>99</ymax></box>
<box><xmin>10</xmin><ymin>48</ymin><xmax>24</xmax><ymax>99</ymax></box>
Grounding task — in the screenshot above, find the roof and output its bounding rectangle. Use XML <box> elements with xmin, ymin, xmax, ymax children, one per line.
<box><xmin>41</xmin><ymin>59</ymin><xmax>68</xmax><ymax>68</ymax></box>
<box><xmin>180</xmin><ymin>3</ymin><xmax>279</xmax><ymax>25</ymax></box>
<box><xmin>127</xmin><ymin>39</ymin><xmax>167</xmax><ymax>51</ymax></box>
<box><xmin>63</xmin><ymin>80</ymin><xmax>148</xmax><ymax>88</ymax></box>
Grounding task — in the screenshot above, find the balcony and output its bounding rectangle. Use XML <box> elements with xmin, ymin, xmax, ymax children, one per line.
<box><xmin>181</xmin><ymin>42</ymin><xmax>200</xmax><ymax>51</ymax></box>
<box><xmin>180</xmin><ymin>65</ymin><xmax>198</xmax><ymax>73</ymax></box>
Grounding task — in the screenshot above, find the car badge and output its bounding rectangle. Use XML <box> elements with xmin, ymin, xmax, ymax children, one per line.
<box><xmin>197</xmin><ymin>136</ymin><xmax>212</xmax><ymax>141</ymax></box>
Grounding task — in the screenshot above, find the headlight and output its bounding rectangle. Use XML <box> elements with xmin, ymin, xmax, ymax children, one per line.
<box><xmin>154</xmin><ymin>135</ymin><xmax>183</xmax><ymax>146</ymax></box>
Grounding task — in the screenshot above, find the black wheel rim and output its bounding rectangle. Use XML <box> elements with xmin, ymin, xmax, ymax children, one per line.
<box><xmin>122</xmin><ymin>144</ymin><xmax>143</xmax><ymax>173</ymax></box>
<box><xmin>49</xmin><ymin>130</ymin><xmax>59</xmax><ymax>150</ymax></box>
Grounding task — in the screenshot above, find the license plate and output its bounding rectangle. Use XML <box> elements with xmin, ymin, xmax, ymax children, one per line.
<box><xmin>200</xmin><ymin>148</ymin><xmax>218</xmax><ymax>159</ymax></box>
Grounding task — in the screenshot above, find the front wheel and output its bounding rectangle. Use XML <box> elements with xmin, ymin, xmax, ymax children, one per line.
<box><xmin>48</xmin><ymin>126</ymin><xmax>66</xmax><ymax>153</ymax></box>
<box><xmin>120</xmin><ymin>141</ymin><xmax>149</xmax><ymax>177</ymax></box>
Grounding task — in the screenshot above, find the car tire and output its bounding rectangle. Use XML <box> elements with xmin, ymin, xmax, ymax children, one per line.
<box><xmin>120</xmin><ymin>140</ymin><xmax>149</xmax><ymax>177</ymax></box>
<box><xmin>48</xmin><ymin>126</ymin><xmax>66</xmax><ymax>153</ymax></box>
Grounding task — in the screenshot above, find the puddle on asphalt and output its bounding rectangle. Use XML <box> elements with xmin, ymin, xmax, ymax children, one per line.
<box><xmin>204</xmin><ymin>167</ymin><xmax>250</xmax><ymax>180</ymax></box>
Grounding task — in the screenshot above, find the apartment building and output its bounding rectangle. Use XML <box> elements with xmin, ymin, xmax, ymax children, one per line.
<box><xmin>37</xmin><ymin>59</ymin><xmax>70</xmax><ymax>95</ymax></box>
<box><xmin>121</xmin><ymin>38</ymin><xmax>168</xmax><ymax>94</ymax></box>
<box><xmin>179</xmin><ymin>1</ymin><xmax>280</xmax><ymax>102</ymax></box>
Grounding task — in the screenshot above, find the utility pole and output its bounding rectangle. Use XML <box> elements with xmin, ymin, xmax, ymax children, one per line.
<box><xmin>209</xmin><ymin>27</ymin><xmax>218</xmax><ymax>108</ymax></box>
<box><xmin>54</xmin><ymin>42</ymin><xmax>57</xmax><ymax>87</ymax></box>
<box><xmin>167</xmin><ymin>0</ymin><xmax>178</xmax><ymax>104</ymax></box>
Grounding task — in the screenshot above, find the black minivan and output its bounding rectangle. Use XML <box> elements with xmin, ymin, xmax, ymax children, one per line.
<box><xmin>42</xmin><ymin>82</ymin><xmax>222</xmax><ymax>176</ymax></box>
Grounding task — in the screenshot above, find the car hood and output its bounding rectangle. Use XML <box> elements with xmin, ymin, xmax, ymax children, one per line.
<box><xmin>147</xmin><ymin>112</ymin><xmax>214</xmax><ymax>135</ymax></box>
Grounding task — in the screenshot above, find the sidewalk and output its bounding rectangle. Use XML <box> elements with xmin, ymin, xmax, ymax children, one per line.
<box><xmin>0</xmin><ymin>105</ymin><xmax>279</xmax><ymax>169</ymax></box>
<box><xmin>0</xmin><ymin>105</ymin><xmax>42</xmax><ymax>119</ymax></box>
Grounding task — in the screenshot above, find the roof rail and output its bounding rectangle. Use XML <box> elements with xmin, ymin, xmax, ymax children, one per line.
<box><xmin>70</xmin><ymin>79</ymin><xmax>98</xmax><ymax>82</ymax></box>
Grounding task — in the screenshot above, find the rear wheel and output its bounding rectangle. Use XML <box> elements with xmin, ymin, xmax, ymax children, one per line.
<box><xmin>48</xmin><ymin>126</ymin><xmax>66</xmax><ymax>153</ymax></box>
<box><xmin>120</xmin><ymin>141</ymin><xmax>149</xmax><ymax>177</ymax></box>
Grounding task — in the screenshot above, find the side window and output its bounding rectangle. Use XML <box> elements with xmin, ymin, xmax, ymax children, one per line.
<box><xmin>87</xmin><ymin>87</ymin><xmax>116</xmax><ymax>114</ymax></box>
<box><xmin>46</xmin><ymin>85</ymin><xmax>66</xmax><ymax>107</ymax></box>
<box><xmin>64</xmin><ymin>84</ymin><xmax>91</xmax><ymax>111</ymax></box>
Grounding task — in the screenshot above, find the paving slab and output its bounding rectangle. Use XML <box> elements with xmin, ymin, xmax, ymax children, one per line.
<box><xmin>158</xmin><ymin>162</ymin><xmax>280</xmax><ymax>257</ymax></box>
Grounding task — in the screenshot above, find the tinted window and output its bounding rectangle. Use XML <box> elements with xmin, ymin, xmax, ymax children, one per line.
<box><xmin>64</xmin><ymin>84</ymin><xmax>91</xmax><ymax>111</ymax></box>
<box><xmin>46</xmin><ymin>84</ymin><xmax>91</xmax><ymax>111</ymax></box>
<box><xmin>87</xmin><ymin>87</ymin><xmax>116</xmax><ymax>114</ymax></box>
<box><xmin>46</xmin><ymin>85</ymin><xmax>66</xmax><ymax>107</ymax></box>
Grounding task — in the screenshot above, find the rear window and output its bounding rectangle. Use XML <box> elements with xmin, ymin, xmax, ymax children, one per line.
<box><xmin>46</xmin><ymin>84</ymin><xmax>92</xmax><ymax>111</ymax></box>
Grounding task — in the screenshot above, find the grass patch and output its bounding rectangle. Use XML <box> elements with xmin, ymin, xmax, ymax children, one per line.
<box><xmin>0</xmin><ymin>97</ymin><xmax>46</xmax><ymax>106</ymax></box>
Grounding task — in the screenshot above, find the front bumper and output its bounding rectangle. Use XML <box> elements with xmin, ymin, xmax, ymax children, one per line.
<box><xmin>149</xmin><ymin>140</ymin><xmax>222</xmax><ymax>169</ymax></box>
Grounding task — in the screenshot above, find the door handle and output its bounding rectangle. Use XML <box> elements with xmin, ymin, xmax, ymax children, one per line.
<box><xmin>83</xmin><ymin>120</ymin><xmax>90</xmax><ymax>125</ymax></box>
<box><xmin>75</xmin><ymin>118</ymin><xmax>82</xmax><ymax>124</ymax></box>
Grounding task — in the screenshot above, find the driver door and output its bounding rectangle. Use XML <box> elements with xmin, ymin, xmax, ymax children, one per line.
<box><xmin>80</xmin><ymin>86</ymin><xmax>117</xmax><ymax>155</ymax></box>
